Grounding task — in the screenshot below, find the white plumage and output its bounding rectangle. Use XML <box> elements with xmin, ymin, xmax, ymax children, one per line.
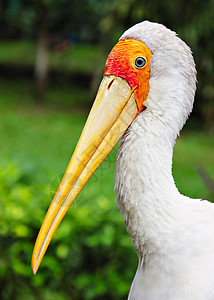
<box><xmin>115</xmin><ymin>21</ymin><xmax>214</xmax><ymax>300</ymax></box>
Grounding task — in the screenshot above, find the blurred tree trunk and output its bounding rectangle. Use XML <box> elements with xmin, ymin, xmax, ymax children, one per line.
<box><xmin>35</xmin><ymin>4</ymin><xmax>49</xmax><ymax>98</ymax></box>
<box><xmin>197</xmin><ymin>166</ymin><xmax>214</xmax><ymax>199</ymax></box>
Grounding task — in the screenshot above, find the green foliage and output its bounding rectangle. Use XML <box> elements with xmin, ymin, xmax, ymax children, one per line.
<box><xmin>0</xmin><ymin>161</ymin><xmax>135</xmax><ymax>300</ymax></box>
<box><xmin>2</xmin><ymin>0</ymin><xmax>100</xmax><ymax>41</ymax></box>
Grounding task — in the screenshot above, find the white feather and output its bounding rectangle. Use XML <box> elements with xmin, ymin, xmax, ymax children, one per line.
<box><xmin>115</xmin><ymin>21</ymin><xmax>214</xmax><ymax>300</ymax></box>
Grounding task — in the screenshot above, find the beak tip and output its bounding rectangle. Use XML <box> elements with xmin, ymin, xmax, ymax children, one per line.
<box><xmin>32</xmin><ymin>264</ymin><xmax>38</xmax><ymax>275</ymax></box>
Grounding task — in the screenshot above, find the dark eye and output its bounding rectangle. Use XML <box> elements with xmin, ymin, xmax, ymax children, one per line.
<box><xmin>134</xmin><ymin>57</ymin><xmax>146</xmax><ymax>69</ymax></box>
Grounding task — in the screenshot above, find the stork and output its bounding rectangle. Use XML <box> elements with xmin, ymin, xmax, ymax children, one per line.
<box><xmin>32</xmin><ymin>21</ymin><xmax>214</xmax><ymax>299</ymax></box>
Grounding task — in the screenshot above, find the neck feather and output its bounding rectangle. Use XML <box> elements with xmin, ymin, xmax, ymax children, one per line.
<box><xmin>115</xmin><ymin>109</ymin><xmax>183</xmax><ymax>258</ymax></box>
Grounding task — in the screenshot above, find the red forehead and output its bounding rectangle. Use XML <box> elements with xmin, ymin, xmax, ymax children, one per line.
<box><xmin>104</xmin><ymin>39</ymin><xmax>152</xmax><ymax>88</ymax></box>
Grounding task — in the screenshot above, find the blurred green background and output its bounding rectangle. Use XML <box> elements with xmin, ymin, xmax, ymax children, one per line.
<box><xmin>0</xmin><ymin>0</ymin><xmax>214</xmax><ymax>299</ymax></box>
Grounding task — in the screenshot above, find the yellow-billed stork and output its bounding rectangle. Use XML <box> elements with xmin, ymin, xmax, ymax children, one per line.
<box><xmin>32</xmin><ymin>21</ymin><xmax>214</xmax><ymax>299</ymax></box>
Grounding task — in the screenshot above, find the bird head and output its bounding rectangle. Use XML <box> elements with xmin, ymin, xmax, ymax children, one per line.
<box><xmin>104</xmin><ymin>38</ymin><xmax>152</xmax><ymax>114</ymax></box>
<box><xmin>31</xmin><ymin>21</ymin><xmax>196</xmax><ymax>274</ymax></box>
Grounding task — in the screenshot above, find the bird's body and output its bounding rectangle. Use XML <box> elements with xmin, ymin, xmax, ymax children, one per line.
<box><xmin>32</xmin><ymin>21</ymin><xmax>214</xmax><ymax>300</ymax></box>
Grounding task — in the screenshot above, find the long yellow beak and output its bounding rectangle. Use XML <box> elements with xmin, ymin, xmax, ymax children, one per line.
<box><xmin>31</xmin><ymin>75</ymin><xmax>138</xmax><ymax>274</ymax></box>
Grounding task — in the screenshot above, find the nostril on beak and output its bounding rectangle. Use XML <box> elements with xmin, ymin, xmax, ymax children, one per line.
<box><xmin>107</xmin><ymin>78</ymin><xmax>115</xmax><ymax>90</ymax></box>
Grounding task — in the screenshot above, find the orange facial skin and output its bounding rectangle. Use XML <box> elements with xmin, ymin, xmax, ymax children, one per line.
<box><xmin>104</xmin><ymin>39</ymin><xmax>152</xmax><ymax>114</ymax></box>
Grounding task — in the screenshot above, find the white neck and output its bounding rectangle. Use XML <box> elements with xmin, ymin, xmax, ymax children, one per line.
<box><xmin>115</xmin><ymin>108</ymin><xmax>185</xmax><ymax>261</ymax></box>
<box><xmin>115</xmin><ymin>107</ymin><xmax>214</xmax><ymax>299</ymax></box>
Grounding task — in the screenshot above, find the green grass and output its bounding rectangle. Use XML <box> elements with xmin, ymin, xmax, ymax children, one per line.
<box><xmin>0</xmin><ymin>78</ymin><xmax>95</xmax><ymax>112</ymax></box>
<box><xmin>0</xmin><ymin>41</ymin><xmax>36</xmax><ymax>65</ymax></box>
<box><xmin>173</xmin><ymin>130</ymin><xmax>214</xmax><ymax>200</ymax></box>
<box><xmin>0</xmin><ymin>41</ymin><xmax>105</xmax><ymax>74</ymax></box>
